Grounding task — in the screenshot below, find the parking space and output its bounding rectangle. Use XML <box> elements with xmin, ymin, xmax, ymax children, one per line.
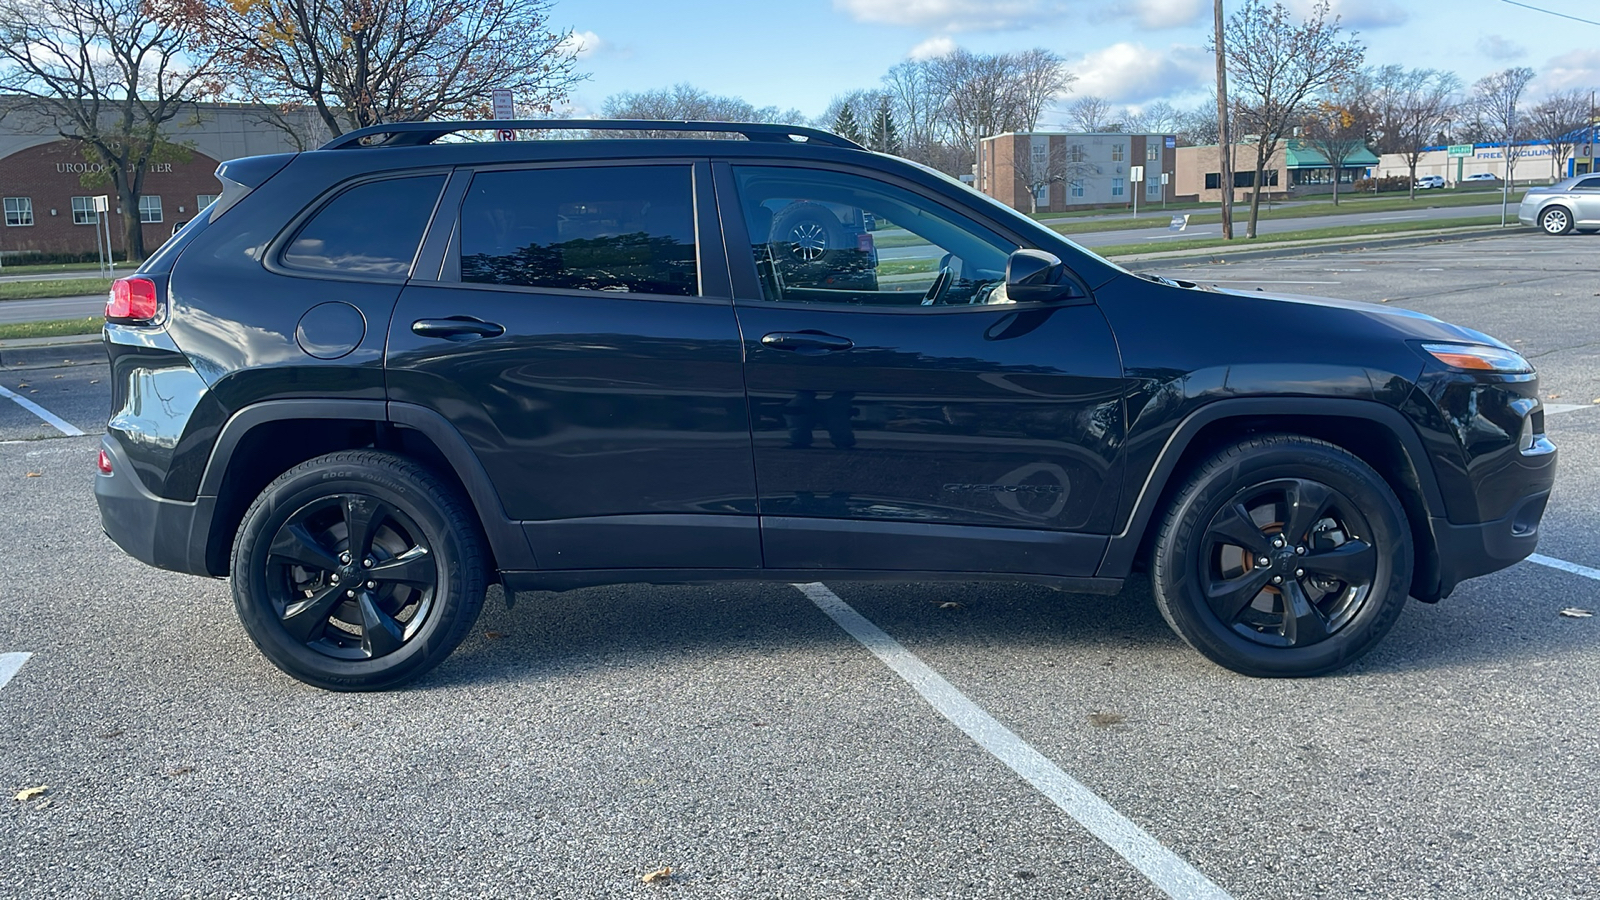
<box><xmin>2</xmin><ymin>232</ymin><xmax>1597</xmax><ymax>899</ymax></box>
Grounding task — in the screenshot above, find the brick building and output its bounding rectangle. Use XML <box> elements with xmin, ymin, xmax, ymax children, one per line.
<box><xmin>976</xmin><ymin>131</ymin><xmax>1176</xmax><ymax>213</ymax></box>
<box><xmin>0</xmin><ymin>100</ymin><xmax>324</xmax><ymax>259</ymax></box>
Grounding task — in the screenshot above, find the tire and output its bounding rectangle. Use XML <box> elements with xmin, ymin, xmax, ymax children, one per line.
<box><xmin>231</xmin><ymin>451</ymin><xmax>488</xmax><ymax>691</ymax></box>
<box><xmin>769</xmin><ymin>203</ymin><xmax>847</xmax><ymax>267</ymax></box>
<box><xmin>1151</xmin><ymin>435</ymin><xmax>1412</xmax><ymax>677</ymax></box>
<box><xmin>1539</xmin><ymin>206</ymin><xmax>1574</xmax><ymax>235</ymax></box>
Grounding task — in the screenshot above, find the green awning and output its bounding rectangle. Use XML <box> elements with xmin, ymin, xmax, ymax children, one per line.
<box><xmin>1283</xmin><ymin>141</ymin><xmax>1379</xmax><ymax>168</ymax></box>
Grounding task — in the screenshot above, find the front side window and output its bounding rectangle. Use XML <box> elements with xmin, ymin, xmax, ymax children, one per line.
<box><xmin>733</xmin><ymin>165</ymin><xmax>1017</xmax><ymax>307</ymax></box>
<box><xmin>139</xmin><ymin>195</ymin><xmax>162</xmax><ymax>223</ymax></box>
<box><xmin>459</xmin><ymin>165</ymin><xmax>697</xmax><ymax>296</ymax></box>
<box><xmin>282</xmin><ymin>174</ymin><xmax>446</xmax><ymax>277</ymax></box>
<box><xmin>1575</xmin><ymin>177</ymin><xmax>1600</xmax><ymax>191</ymax></box>
<box><xmin>71</xmin><ymin>196</ymin><xmax>96</xmax><ymax>225</ymax></box>
<box><xmin>4</xmin><ymin>197</ymin><xmax>32</xmax><ymax>227</ymax></box>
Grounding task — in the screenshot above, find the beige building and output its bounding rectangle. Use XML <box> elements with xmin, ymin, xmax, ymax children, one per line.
<box><xmin>1173</xmin><ymin>140</ymin><xmax>1380</xmax><ymax>203</ymax></box>
<box><xmin>1374</xmin><ymin>142</ymin><xmax>1583</xmax><ymax>186</ymax></box>
<box><xmin>976</xmin><ymin>131</ymin><xmax>1175</xmax><ymax>213</ymax></box>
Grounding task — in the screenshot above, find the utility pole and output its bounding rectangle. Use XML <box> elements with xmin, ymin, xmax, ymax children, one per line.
<box><xmin>1215</xmin><ymin>0</ymin><xmax>1234</xmax><ymax>240</ymax></box>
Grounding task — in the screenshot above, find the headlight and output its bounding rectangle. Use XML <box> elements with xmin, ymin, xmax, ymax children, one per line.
<box><xmin>1421</xmin><ymin>342</ymin><xmax>1533</xmax><ymax>374</ymax></box>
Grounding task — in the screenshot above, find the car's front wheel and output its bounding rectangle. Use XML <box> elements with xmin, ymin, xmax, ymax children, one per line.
<box><xmin>1151</xmin><ymin>435</ymin><xmax>1412</xmax><ymax>677</ymax></box>
<box><xmin>231</xmin><ymin>451</ymin><xmax>487</xmax><ymax>691</ymax></box>
<box><xmin>1540</xmin><ymin>206</ymin><xmax>1574</xmax><ymax>235</ymax></box>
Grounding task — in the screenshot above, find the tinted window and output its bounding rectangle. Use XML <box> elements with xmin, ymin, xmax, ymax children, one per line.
<box><xmin>282</xmin><ymin>175</ymin><xmax>445</xmax><ymax>277</ymax></box>
<box><xmin>733</xmin><ymin>165</ymin><xmax>1015</xmax><ymax>307</ymax></box>
<box><xmin>1576</xmin><ymin>177</ymin><xmax>1600</xmax><ymax>190</ymax></box>
<box><xmin>459</xmin><ymin>166</ymin><xmax>697</xmax><ymax>296</ymax></box>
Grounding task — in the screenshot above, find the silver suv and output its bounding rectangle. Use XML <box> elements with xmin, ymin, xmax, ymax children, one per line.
<box><xmin>1518</xmin><ymin>174</ymin><xmax>1600</xmax><ymax>234</ymax></box>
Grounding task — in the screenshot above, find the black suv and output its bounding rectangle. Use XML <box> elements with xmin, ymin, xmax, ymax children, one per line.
<box><xmin>96</xmin><ymin>120</ymin><xmax>1556</xmax><ymax>690</ymax></box>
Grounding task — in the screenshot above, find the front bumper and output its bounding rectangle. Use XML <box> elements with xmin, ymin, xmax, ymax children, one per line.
<box><xmin>95</xmin><ymin>436</ymin><xmax>217</xmax><ymax>577</ymax></box>
<box><xmin>1431</xmin><ymin>486</ymin><xmax>1552</xmax><ymax>598</ymax></box>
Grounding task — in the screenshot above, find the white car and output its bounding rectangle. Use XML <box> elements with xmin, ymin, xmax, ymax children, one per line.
<box><xmin>1415</xmin><ymin>175</ymin><xmax>1445</xmax><ymax>189</ymax></box>
<box><xmin>1463</xmin><ymin>173</ymin><xmax>1499</xmax><ymax>182</ymax></box>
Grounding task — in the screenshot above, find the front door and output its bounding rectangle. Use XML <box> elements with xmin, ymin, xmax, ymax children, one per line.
<box><xmin>719</xmin><ymin>163</ymin><xmax>1127</xmax><ymax>576</ymax></box>
<box><xmin>386</xmin><ymin>161</ymin><xmax>759</xmax><ymax>571</ymax></box>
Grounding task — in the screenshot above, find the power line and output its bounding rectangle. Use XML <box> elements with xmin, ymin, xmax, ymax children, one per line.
<box><xmin>1499</xmin><ymin>0</ymin><xmax>1600</xmax><ymax>27</ymax></box>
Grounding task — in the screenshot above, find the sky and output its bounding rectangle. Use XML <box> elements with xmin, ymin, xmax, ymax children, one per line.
<box><xmin>551</xmin><ymin>0</ymin><xmax>1600</xmax><ymax>124</ymax></box>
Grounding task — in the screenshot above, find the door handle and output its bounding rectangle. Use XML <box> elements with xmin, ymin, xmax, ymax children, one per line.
<box><xmin>759</xmin><ymin>331</ymin><xmax>854</xmax><ymax>353</ymax></box>
<box><xmin>411</xmin><ymin>317</ymin><xmax>505</xmax><ymax>342</ymax></box>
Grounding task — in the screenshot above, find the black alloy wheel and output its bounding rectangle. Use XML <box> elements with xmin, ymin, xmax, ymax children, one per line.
<box><xmin>1152</xmin><ymin>435</ymin><xmax>1412</xmax><ymax>677</ymax></box>
<box><xmin>1197</xmin><ymin>478</ymin><xmax>1376</xmax><ymax>648</ymax></box>
<box><xmin>265</xmin><ymin>494</ymin><xmax>437</xmax><ymax>661</ymax></box>
<box><xmin>232</xmin><ymin>451</ymin><xmax>487</xmax><ymax>691</ymax></box>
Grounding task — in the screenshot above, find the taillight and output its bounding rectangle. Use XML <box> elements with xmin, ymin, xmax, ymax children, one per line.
<box><xmin>97</xmin><ymin>449</ymin><xmax>113</xmax><ymax>474</ymax></box>
<box><xmin>106</xmin><ymin>277</ymin><xmax>160</xmax><ymax>322</ymax></box>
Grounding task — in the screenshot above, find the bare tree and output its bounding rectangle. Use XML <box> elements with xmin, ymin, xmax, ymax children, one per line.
<box><xmin>924</xmin><ymin>48</ymin><xmax>1075</xmax><ymax>169</ymax></box>
<box><xmin>882</xmin><ymin>60</ymin><xmax>941</xmax><ymax>159</ymax></box>
<box><xmin>1009</xmin><ymin>139</ymin><xmax>1096</xmax><ymax>214</ymax></box>
<box><xmin>819</xmin><ymin>90</ymin><xmax>882</xmax><ymax>137</ymax></box>
<box><xmin>1175</xmin><ymin>99</ymin><xmax>1222</xmax><ymax>146</ymax></box>
<box><xmin>0</xmin><ymin>0</ymin><xmax>215</xmax><ymax>260</ymax></box>
<box><xmin>598</xmin><ymin>84</ymin><xmax>805</xmax><ymax>139</ymax></box>
<box><xmin>1123</xmin><ymin>100</ymin><xmax>1185</xmax><ymax>136</ymax></box>
<box><xmin>1472</xmin><ymin>67</ymin><xmax>1536</xmax><ymax>180</ymax></box>
<box><xmin>1528</xmin><ymin>89</ymin><xmax>1593</xmax><ymax>180</ymax></box>
<box><xmin>1064</xmin><ymin>96</ymin><xmax>1116</xmax><ymax>132</ymax></box>
<box><xmin>181</xmin><ymin>0</ymin><xmax>584</xmax><ymax>138</ymax></box>
<box><xmin>1299</xmin><ymin>84</ymin><xmax>1371</xmax><ymax>205</ymax></box>
<box><xmin>1367</xmin><ymin>66</ymin><xmax>1459</xmax><ymax>198</ymax></box>
<box><xmin>1223</xmin><ymin>0</ymin><xmax>1365</xmax><ymax>237</ymax></box>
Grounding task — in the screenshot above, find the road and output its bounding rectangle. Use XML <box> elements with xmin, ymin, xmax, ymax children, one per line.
<box><xmin>1</xmin><ymin>232</ymin><xmax>1596</xmax><ymax>899</ymax></box>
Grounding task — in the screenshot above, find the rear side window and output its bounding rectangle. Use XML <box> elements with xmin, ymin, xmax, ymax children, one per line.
<box><xmin>282</xmin><ymin>174</ymin><xmax>446</xmax><ymax>277</ymax></box>
<box><xmin>458</xmin><ymin>165</ymin><xmax>697</xmax><ymax>296</ymax></box>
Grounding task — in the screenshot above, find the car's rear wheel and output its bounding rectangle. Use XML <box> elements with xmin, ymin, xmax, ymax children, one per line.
<box><xmin>1540</xmin><ymin>206</ymin><xmax>1574</xmax><ymax>235</ymax></box>
<box><xmin>1151</xmin><ymin>435</ymin><xmax>1412</xmax><ymax>677</ymax></box>
<box><xmin>231</xmin><ymin>451</ymin><xmax>487</xmax><ymax>691</ymax></box>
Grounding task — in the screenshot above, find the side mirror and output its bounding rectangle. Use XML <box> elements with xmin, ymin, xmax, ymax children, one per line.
<box><xmin>1005</xmin><ymin>249</ymin><xmax>1082</xmax><ymax>303</ymax></box>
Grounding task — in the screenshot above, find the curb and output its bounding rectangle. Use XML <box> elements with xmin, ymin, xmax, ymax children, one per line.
<box><xmin>1109</xmin><ymin>226</ymin><xmax>1513</xmax><ymax>267</ymax></box>
<box><xmin>0</xmin><ymin>333</ymin><xmax>105</xmax><ymax>368</ymax></box>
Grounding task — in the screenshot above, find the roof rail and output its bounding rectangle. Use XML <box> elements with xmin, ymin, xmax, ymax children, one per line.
<box><xmin>318</xmin><ymin>119</ymin><xmax>866</xmax><ymax>151</ymax></box>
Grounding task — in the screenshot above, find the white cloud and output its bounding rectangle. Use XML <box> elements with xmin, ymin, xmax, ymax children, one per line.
<box><xmin>835</xmin><ymin>0</ymin><xmax>1204</xmax><ymax>31</ymax></box>
<box><xmin>836</xmin><ymin>0</ymin><xmax>1091</xmax><ymax>32</ymax></box>
<box><xmin>908</xmin><ymin>36</ymin><xmax>958</xmax><ymax>60</ymax></box>
<box><xmin>560</xmin><ymin>30</ymin><xmax>611</xmax><ymax>59</ymax></box>
<box><xmin>1477</xmin><ymin>35</ymin><xmax>1526</xmax><ymax>62</ymax></box>
<box><xmin>1533</xmin><ymin>48</ymin><xmax>1600</xmax><ymax>95</ymax></box>
<box><xmin>1067</xmin><ymin>42</ymin><xmax>1211</xmax><ymax>105</ymax></box>
<box><xmin>1284</xmin><ymin>0</ymin><xmax>1407</xmax><ymax>29</ymax></box>
<box><xmin>1095</xmin><ymin>0</ymin><xmax>1206</xmax><ymax>30</ymax></box>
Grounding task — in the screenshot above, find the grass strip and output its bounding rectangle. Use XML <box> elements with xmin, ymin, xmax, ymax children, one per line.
<box><xmin>0</xmin><ymin>278</ymin><xmax>113</xmax><ymax>301</ymax></box>
<box><xmin>1097</xmin><ymin>217</ymin><xmax>1506</xmax><ymax>259</ymax></box>
<box><xmin>0</xmin><ymin>261</ymin><xmax>117</xmax><ymax>276</ymax></box>
<box><xmin>0</xmin><ymin>316</ymin><xmax>102</xmax><ymax>340</ymax></box>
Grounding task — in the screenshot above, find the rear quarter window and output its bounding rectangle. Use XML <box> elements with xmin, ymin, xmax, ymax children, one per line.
<box><xmin>281</xmin><ymin>174</ymin><xmax>446</xmax><ymax>277</ymax></box>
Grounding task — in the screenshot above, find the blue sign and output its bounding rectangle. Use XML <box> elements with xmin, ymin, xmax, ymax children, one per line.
<box><xmin>1165</xmin><ymin>136</ymin><xmax>1176</xmax><ymax>149</ymax></box>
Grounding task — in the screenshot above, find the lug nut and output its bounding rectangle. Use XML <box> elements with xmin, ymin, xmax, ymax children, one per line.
<box><xmin>1273</xmin><ymin>538</ymin><xmax>1284</xmax><ymax>548</ymax></box>
<box><xmin>362</xmin><ymin>558</ymin><xmax>374</xmax><ymax>568</ymax></box>
<box><xmin>330</xmin><ymin>574</ymin><xmax>340</xmax><ymax>584</ymax></box>
<box><xmin>1271</xmin><ymin>575</ymin><xmax>1282</xmax><ymax>584</ymax></box>
<box><xmin>1257</xmin><ymin>557</ymin><xmax>1270</xmax><ymax>567</ymax></box>
<box><xmin>1295</xmin><ymin>569</ymin><xmax>1305</xmax><ymax>577</ymax></box>
<box><xmin>366</xmin><ymin>581</ymin><xmax>376</xmax><ymax>589</ymax></box>
<box><xmin>346</xmin><ymin>589</ymin><xmax>356</xmax><ymax>598</ymax></box>
<box><xmin>340</xmin><ymin>552</ymin><xmax>351</xmax><ymax>563</ymax></box>
<box><xmin>1296</xmin><ymin>546</ymin><xmax>1306</xmax><ymax>555</ymax></box>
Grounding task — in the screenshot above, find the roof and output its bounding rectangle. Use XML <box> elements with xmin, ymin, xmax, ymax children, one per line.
<box><xmin>1283</xmin><ymin>141</ymin><xmax>1380</xmax><ymax>168</ymax></box>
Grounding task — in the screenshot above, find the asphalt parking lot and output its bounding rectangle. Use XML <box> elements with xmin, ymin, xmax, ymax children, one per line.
<box><xmin>2</xmin><ymin>231</ymin><xmax>1596</xmax><ymax>899</ymax></box>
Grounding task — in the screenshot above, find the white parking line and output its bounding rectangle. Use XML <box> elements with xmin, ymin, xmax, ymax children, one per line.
<box><xmin>0</xmin><ymin>652</ymin><xmax>31</xmax><ymax>691</ymax></box>
<box><xmin>1543</xmin><ymin>403</ymin><xmax>1594</xmax><ymax>416</ymax></box>
<box><xmin>0</xmin><ymin>384</ymin><xmax>84</xmax><ymax>436</ymax></box>
<box><xmin>1191</xmin><ymin>279</ymin><xmax>1341</xmax><ymax>285</ymax></box>
<box><xmin>796</xmin><ymin>583</ymin><xmax>1233</xmax><ymax>900</ymax></box>
<box><xmin>1526</xmin><ymin>553</ymin><xmax>1600</xmax><ymax>581</ymax></box>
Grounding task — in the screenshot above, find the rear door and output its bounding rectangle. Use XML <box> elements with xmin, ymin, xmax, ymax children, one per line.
<box><xmin>1570</xmin><ymin>175</ymin><xmax>1600</xmax><ymax>225</ymax></box>
<box><xmin>386</xmin><ymin>160</ymin><xmax>759</xmax><ymax>572</ymax></box>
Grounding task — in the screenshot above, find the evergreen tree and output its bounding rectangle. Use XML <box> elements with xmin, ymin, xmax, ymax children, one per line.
<box><xmin>870</xmin><ymin>97</ymin><xmax>901</xmax><ymax>155</ymax></box>
<box><xmin>832</xmin><ymin>104</ymin><xmax>864</xmax><ymax>143</ymax></box>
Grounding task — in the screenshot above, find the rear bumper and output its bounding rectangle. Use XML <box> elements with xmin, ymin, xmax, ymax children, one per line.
<box><xmin>95</xmin><ymin>436</ymin><xmax>216</xmax><ymax>577</ymax></box>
